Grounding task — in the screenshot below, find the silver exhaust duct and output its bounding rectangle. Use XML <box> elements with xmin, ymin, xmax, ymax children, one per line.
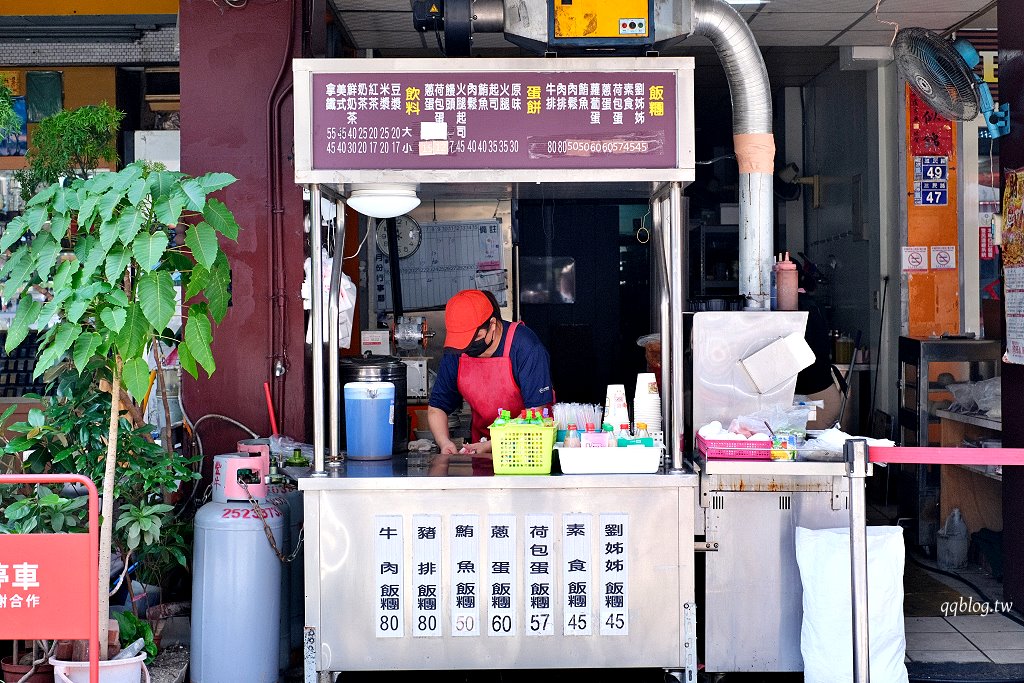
<box><xmin>692</xmin><ymin>0</ymin><xmax>776</xmax><ymax>309</ymax></box>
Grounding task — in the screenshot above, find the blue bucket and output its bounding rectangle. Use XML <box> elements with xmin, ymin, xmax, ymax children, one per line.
<box><xmin>343</xmin><ymin>381</ymin><xmax>395</xmax><ymax>460</ymax></box>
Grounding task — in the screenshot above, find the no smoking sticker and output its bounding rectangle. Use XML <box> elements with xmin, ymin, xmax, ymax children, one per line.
<box><xmin>902</xmin><ymin>246</ymin><xmax>928</xmax><ymax>272</ymax></box>
<box><xmin>931</xmin><ymin>246</ymin><xmax>956</xmax><ymax>270</ymax></box>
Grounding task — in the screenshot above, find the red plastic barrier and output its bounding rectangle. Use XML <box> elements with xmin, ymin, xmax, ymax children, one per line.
<box><xmin>869</xmin><ymin>446</ymin><xmax>1024</xmax><ymax>465</ymax></box>
<box><xmin>0</xmin><ymin>474</ymin><xmax>99</xmax><ymax>682</ymax></box>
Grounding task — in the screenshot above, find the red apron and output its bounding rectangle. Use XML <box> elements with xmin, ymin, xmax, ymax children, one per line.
<box><xmin>457</xmin><ymin>321</ymin><xmax>525</xmax><ymax>443</ymax></box>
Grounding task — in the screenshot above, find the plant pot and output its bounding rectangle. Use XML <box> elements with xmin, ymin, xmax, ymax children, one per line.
<box><xmin>1</xmin><ymin>656</ymin><xmax>55</xmax><ymax>683</ymax></box>
<box><xmin>48</xmin><ymin>654</ymin><xmax>148</xmax><ymax>683</ymax></box>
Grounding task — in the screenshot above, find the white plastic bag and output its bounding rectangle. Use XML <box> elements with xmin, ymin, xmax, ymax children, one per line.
<box><xmin>301</xmin><ymin>249</ymin><xmax>357</xmax><ymax>348</ymax></box>
<box><xmin>795</xmin><ymin>526</ymin><xmax>908</xmax><ymax>683</ymax></box>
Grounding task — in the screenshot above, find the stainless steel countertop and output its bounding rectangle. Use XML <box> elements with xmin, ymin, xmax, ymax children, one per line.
<box><xmin>292</xmin><ymin>452</ymin><xmax>699</xmax><ymax>490</ymax></box>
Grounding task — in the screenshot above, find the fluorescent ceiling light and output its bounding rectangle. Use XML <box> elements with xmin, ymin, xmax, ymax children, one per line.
<box><xmin>724</xmin><ymin>0</ymin><xmax>768</xmax><ymax>4</ymax></box>
<box><xmin>346</xmin><ymin>183</ymin><xmax>421</xmax><ymax>219</ymax></box>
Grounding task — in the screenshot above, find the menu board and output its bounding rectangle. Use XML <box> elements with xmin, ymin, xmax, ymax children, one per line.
<box><xmin>310</xmin><ymin>70</ymin><xmax>677</xmax><ymax>171</ymax></box>
<box><xmin>1003</xmin><ymin>167</ymin><xmax>1024</xmax><ymax>363</ymax></box>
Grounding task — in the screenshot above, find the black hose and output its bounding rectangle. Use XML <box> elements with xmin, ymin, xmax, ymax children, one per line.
<box><xmin>905</xmin><ymin>549</ymin><xmax>1024</xmax><ymax>628</ymax></box>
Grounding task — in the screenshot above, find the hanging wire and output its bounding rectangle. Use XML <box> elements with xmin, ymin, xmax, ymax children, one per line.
<box><xmin>873</xmin><ymin>0</ymin><xmax>900</xmax><ymax>46</ymax></box>
<box><xmin>695</xmin><ymin>153</ymin><xmax>736</xmax><ymax>166</ymax></box>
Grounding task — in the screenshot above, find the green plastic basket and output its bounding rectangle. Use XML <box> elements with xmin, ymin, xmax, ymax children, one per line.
<box><xmin>489</xmin><ymin>423</ymin><xmax>555</xmax><ymax>475</ymax></box>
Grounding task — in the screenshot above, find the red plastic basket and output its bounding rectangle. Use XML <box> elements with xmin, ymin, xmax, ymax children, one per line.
<box><xmin>697</xmin><ymin>434</ymin><xmax>771</xmax><ymax>460</ymax></box>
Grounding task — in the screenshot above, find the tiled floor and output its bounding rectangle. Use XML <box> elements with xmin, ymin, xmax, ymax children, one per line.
<box><xmin>906</xmin><ymin>614</ymin><xmax>1024</xmax><ymax>664</ymax></box>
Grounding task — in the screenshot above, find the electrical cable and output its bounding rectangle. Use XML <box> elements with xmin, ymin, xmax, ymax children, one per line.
<box><xmin>695</xmin><ymin>154</ymin><xmax>736</xmax><ymax>166</ymax></box>
<box><xmin>905</xmin><ymin>549</ymin><xmax>1024</xmax><ymax>628</ymax></box>
<box><xmin>869</xmin><ymin>274</ymin><xmax>889</xmax><ymax>432</ymax></box>
<box><xmin>344</xmin><ymin>222</ymin><xmax>370</xmax><ymax>259</ymax></box>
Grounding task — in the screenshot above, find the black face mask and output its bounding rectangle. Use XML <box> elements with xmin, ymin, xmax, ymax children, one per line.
<box><xmin>463</xmin><ymin>320</ymin><xmax>494</xmax><ymax>357</ymax></box>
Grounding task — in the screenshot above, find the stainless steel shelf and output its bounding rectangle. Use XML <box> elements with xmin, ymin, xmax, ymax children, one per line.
<box><xmin>935</xmin><ymin>408</ymin><xmax>1001</xmax><ymax>431</ymax></box>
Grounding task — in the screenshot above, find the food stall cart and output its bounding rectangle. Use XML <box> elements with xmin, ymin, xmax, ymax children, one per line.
<box><xmin>292</xmin><ymin>56</ymin><xmax>701</xmax><ymax>682</ymax></box>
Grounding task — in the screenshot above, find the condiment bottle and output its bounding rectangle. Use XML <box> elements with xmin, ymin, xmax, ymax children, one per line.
<box><xmin>581</xmin><ymin>423</ymin><xmax>603</xmax><ymax>448</ymax></box>
<box><xmin>602</xmin><ymin>424</ymin><xmax>616</xmax><ymax>447</ymax></box>
<box><xmin>776</xmin><ymin>251</ymin><xmax>799</xmax><ymax>311</ymax></box>
<box><xmin>635</xmin><ymin>422</ymin><xmax>650</xmax><ymax>438</ymax></box>
<box><xmin>617</xmin><ymin>423</ymin><xmax>632</xmax><ymax>446</ymax></box>
<box><xmin>564</xmin><ymin>423</ymin><xmax>581</xmax><ymax>448</ymax></box>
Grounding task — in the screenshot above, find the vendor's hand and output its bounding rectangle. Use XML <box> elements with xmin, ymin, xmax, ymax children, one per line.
<box><xmin>438</xmin><ymin>440</ymin><xmax>459</xmax><ymax>455</ymax></box>
<box><xmin>459</xmin><ymin>440</ymin><xmax>492</xmax><ymax>456</ymax></box>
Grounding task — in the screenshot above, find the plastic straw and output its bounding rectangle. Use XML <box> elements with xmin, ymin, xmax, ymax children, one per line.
<box><xmin>264</xmin><ymin>381</ymin><xmax>279</xmax><ymax>436</ymax></box>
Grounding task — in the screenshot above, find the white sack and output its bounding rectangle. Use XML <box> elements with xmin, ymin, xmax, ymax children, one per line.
<box><xmin>795</xmin><ymin>526</ymin><xmax>908</xmax><ymax>683</ymax></box>
<box><xmin>301</xmin><ymin>249</ymin><xmax>357</xmax><ymax>348</ymax></box>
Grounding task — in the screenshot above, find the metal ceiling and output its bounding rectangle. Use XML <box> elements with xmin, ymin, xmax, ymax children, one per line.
<box><xmin>330</xmin><ymin>0</ymin><xmax>997</xmax><ymax>86</ymax></box>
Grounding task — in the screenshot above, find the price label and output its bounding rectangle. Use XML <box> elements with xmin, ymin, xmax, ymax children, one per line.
<box><xmin>562</xmin><ymin>513</ymin><xmax>593</xmax><ymax>636</ymax></box>
<box><xmin>450</xmin><ymin>514</ymin><xmax>481</xmax><ymax>637</ymax></box>
<box><xmin>524</xmin><ymin>514</ymin><xmax>555</xmax><ymax>636</ymax></box>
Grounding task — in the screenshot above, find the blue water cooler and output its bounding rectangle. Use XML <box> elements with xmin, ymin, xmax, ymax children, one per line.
<box><xmin>343</xmin><ymin>381</ymin><xmax>395</xmax><ymax>459</ymax></box>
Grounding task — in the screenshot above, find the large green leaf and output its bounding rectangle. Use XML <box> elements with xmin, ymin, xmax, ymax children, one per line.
<box><xmin>179</xmin><ymin>178</ymin><xmax>206</xmax><ymax>212</ymax></box>
<box><xmin>65</xmin><ymin>297</ymin><xmax>90</xmax><ymax>324</ymax></box>
<box><xmin>51</xmin><ymin>258</ymin><xmax>80</xmax><ymax>293</ymax></box>
<box><xmin>127</xmin><ymin>178</ymin><xmax>147</xmax><ymax>206</ymax></box>
<box><xmin>116</xmin><ymin>303</ymin><xmax>150</xmax><ymax>359</ymax></box>
<box><xmin>37</xmin><ymin>288</ymin><xmax>71</xmax><ymax>326</ymax></box>
<box><xmin>177</xmin><ymin>338</ymin><xmax>198</xmax><ymax>379</ymax></box>
<box><xmin>112</xmin><ymin>163</ymin><xmax>144</xmax><ymax>192</ymax></box>
<box><xmin>116</xmin><ymin>207</ymin><xmax>146</xmax><ymax>245</ymax></box>
<box><xmin>0</xmin><ymin>215</ymin><xmax>29</xmax><ymax>252</ymax></box>
<box><xmin>122</xmin><ymin>357</ymin><xmax>152</xmax><ymax>403</ymax></box>
<box><xmin>72</xmin><ymin>331</ymin><xmax>102</xmax><ymax>373</ymax></box>
<box><xmin>99</xmin><ymin>218</ymin><xmax>120</xmax><ymax>252</ymax></box>
<box><xmin>107</xmin><ymin>288</ymin><xmax>129</xmax><ymax>308</ymax></box>
<box><xmin>5</xmin><ymin>295</ymin><xmax>41</xmax><ymax>353</ymax></box>
<box><xmin>0</xmin><ymin>248</ymin><xmax>34</xmax><ymax>300</ymax></box>
<box><xmin>184</xmin><ymin>304</ymin><xmax>215</xmax><ymax>375</ymax></box>
<box><xmin>153</xmin><ymin>194</ymin><xmax>186</xmax><ymax>227</ymax></box>
<box><xmin>34</xmin><ymin>323</ymin><xmax>81</xmax><ymax>378</ymax></box>
<box><xmin>138</xmin><ymin>271</ymin><xmax>176</xmax><ymax>331</ymax></box>
<box><xmin>197</xmin><ymin>172</ymin><xmax>236</xmax><ymax>194</ymax></box>
<box><xmin>31</xmin><ymin>233</ymin><xmax>61</xmax><ymax>282</ymax></box>
<box><xmin>49</xmin><ymin>212</ymin><xmax>72</xmax><ymax>243</ymax></box>
<box><xmin>77</xmin><ymin>195</ymin><xmax>100</xmax><ymax>232</ymax></box>
<box><xmin>104</xmin><ymin>244</ymin><xmax>132</xmax><ymax>282</ymax></box>
<box><xmin>203</xmin><ymin>198</ymin><xmax>239</xmax><ymax>241</ymax></box>
<box><xmin>87</xmin><ymin>171</ymin><xmax>116</xmax><ymax>194</ymax></box>
<box><xmin>100</xmin><ymin>306</ymin><xmax>127</xmax><ymax>334</ymax></box>
<box><xmin>79</xmin><ymin>235</ymin><xmax>108</xmax><ymax>281</ymax></box>
<box><xmin>25</xmin><ymin>182</ymin><xmax>58</xmax><ymax>207</ymax></box>
<box><xmin>22</xmin><ymin>206</ymin><xmax>48</xmax><ymax>235</ymax></box>
<box><xmin>185</xmin><ymin>263</ymin><xmax>210</xmax><ymax>301</ymax></box>
<box><xmin>184</xmin><ymin>222</ymin><xmax>218</xmax><ymax>269</ymax></box>
<box><xmin>132</xmin><ymin>231</ymin><xmax>169</xmax><ymax>272</ymax></box>
<box><xmin>206</xmin><ymin>253</ymin><xmax>232</xmax><ymax>324</ymax></box>
<box><xmin>147</xmin><ymin>170</ymin><xmax>183</xmax><ymax>200</ymax></box>
<box><xmin>97</xmin><ymin>188</ymin><xmax>122</xmax><ymax>222</ymax></box>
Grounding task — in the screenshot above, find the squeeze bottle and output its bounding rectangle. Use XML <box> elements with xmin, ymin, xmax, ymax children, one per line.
<box><xmin>776</xmin><ymin>251</ymin><xmax>799</xmax><ymax>311</ymax></box>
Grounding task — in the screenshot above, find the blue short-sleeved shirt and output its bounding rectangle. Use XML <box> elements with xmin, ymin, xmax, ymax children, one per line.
<box><xmin>428</xmin><ymin>320</ymin><xmax>553</xmax><ymax>415</ymax></box>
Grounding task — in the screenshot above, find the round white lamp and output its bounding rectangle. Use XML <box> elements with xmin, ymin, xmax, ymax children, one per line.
<box><xmin>346</xmin><ymin>183</ymin><xmax>421</xmax><ymax>219</ymax></box>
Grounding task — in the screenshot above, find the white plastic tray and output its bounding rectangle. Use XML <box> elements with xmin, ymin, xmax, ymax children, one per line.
<box><xmin>557</xmin><ymin>446</ymin><xmax>662</xmax><ymax>474</ymax></box>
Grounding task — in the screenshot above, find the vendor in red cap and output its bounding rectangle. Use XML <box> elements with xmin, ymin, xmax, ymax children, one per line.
<box><xmin>428</xmin><ymin>289</ymin><xmax>553</xmax><ymax>455</ymax></box>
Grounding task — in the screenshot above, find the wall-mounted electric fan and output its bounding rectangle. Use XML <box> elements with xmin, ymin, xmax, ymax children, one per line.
<box><xmin>893</xmin><ymin>27</ymin><xmax>1010</xmax><ymax>139</ymax></box>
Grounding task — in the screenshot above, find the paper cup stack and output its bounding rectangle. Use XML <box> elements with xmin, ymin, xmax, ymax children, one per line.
<box><xmin>633</xmin><ymin>372</ymin><xmax>662</xmax><ymax>433</ymax></box>
<box><xmin>602</xmin><ymin>384</ymin><xmax>630</xmax><ymax>431</ymax></box>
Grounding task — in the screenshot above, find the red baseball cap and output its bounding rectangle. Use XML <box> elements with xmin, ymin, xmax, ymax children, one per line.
<box><xmin>444</xmin><ymin>290</ymin><xmax>495</xmax><ymax>349</ymax></box>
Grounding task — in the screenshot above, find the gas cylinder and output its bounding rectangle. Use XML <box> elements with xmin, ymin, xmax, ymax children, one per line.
<box><xmin>191</xmin><ymin>453</ymin><xmax>284</xmax><ymax>683</ymax></box>
<box><xmin>238</xmin><ymin>438</ymin><xmax>305</xmax><ymax>660</ymax></box>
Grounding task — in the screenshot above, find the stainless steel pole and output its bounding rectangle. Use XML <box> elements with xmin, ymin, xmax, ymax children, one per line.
<box><xmin>327</xmin><ymin>201</ymin><xmax>347</xmax><ymax>462</ymax></box>
<box><xmin>310</xmin><ymin>186</ymin><xmax>327</xmax><ymax>476</ymax></box>
<box><xmin>669</xmin><ymin>183</ymin><xmax>686</xmax><ymax>471</ymax></box>
<box><xmin>846</xmin><ymin>438</ymin><xmax>871</xmax><ymax>683</ymax></box>
<box><xmin>653</xmin><ymin>194</ymin><xmax>671</xmax><ymax>455</ymax></box>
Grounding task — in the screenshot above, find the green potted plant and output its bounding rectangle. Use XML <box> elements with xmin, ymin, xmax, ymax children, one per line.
<box><xmin>12</xmin><ymin>103</ymin><xmax>122</xmax><ymax>204</ymax></box>
<box><xmin>0</xmin><ymin>147</ymin><xmax>241</xmax><ymax>673</ymax></box>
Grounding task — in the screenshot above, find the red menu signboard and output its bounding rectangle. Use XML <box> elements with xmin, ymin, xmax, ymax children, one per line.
<box><xmin>0</xmin><ymin>534</ymin><xmax>93</xmax><ymax>639</ymax></box>
<box><xmin>309</xmin><ymin>71</ymin><xmax>678</xmax><ymax>171</ymax></box>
